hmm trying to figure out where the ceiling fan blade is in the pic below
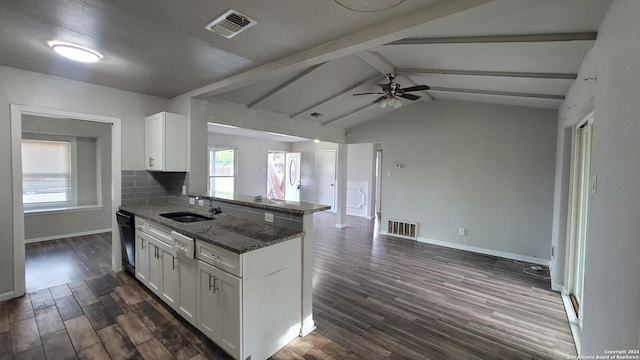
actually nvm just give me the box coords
[373,95,388,103]
[353,92,386,96]
[401,85,430,92]
[399,93,421,101]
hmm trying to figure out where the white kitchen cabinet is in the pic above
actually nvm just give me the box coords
[133,217,302,360]
[134,233,149,284]
[146,235,163,294]
[173,231,197,326]
[144,112,187,171]
[196,260,241,359]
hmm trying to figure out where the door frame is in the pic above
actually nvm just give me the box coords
[10,104,121,298]
[565,111,594,328]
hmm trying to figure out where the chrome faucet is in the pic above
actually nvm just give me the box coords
[194,195,222,215]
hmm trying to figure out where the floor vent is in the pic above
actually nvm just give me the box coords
[205,10,257,39]
[387,219,418,240]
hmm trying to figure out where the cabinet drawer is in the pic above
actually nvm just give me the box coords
[196,241,242,278]
[148,221,172,244]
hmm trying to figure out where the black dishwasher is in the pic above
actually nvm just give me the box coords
[116,210,136,276]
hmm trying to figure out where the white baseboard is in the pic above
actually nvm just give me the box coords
[380,231,550,266]
[416,237,550,266]
[25,228,112,244]
[0,290,17,301]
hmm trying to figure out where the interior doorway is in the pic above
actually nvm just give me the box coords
[315,150,336,211]
[567,112,594,328]
[10,105,122,298]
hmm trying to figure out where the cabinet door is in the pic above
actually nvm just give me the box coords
[135,234,149,284]
[147,241,163,294]
[160,248,178,308]
[196,261,241,359]
[144,115,164,170]
[177,255,197,325]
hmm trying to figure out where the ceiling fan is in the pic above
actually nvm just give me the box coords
[353,73,430,109]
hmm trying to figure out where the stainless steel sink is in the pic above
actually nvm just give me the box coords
[160,212,214,223]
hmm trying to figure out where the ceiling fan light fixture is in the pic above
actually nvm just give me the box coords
[390,97,402,109]
[334,0,405,13]
[48,41,103,63]
[379,98,389,109]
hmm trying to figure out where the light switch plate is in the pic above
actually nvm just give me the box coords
[189,198,195,205]
[198,199,204,206]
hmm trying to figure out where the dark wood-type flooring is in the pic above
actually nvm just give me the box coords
[3,212,576,359]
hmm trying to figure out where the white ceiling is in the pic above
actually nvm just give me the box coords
[0,0,614,130]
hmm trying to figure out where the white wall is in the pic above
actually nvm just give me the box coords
[0,66,167,296]
[186,98,345,194]
[207,133,291,197]
[22,116,113,241]
[346,143,376,218]
[347,100,557,262]
[291,141,339,204]
[551,0,640,354]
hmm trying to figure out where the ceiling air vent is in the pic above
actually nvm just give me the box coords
[205,10,256,39]
[310,112,323,118]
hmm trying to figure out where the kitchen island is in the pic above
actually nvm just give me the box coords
[203,194,331,336]
[120,203,305,360]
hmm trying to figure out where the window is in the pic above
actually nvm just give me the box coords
[22,137,77,207]
[208,147,235,197]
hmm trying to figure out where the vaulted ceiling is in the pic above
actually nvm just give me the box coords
[0,0,613,130]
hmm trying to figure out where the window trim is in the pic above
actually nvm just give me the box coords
[208,146,237,197]
[22,133,78,210]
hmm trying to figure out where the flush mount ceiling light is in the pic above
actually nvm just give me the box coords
[48,41,104,63]
[334,0,405,12]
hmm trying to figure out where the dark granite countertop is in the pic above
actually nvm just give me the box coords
[197,193,331,214]
[119,203,304,254]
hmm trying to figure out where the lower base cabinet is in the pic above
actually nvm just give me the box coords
[196,260,241,359]
[134,217,302,360]
[176,254,197,325]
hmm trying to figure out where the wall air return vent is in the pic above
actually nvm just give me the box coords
[387,219,418,240]
[205,10,256,39]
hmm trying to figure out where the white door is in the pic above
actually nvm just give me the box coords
[316,150,336,211]
[285,152,301,202]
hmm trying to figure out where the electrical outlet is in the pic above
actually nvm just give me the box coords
[182,185,187,195]
[387,170,392,177]
[198,199,204,206]
[189,198,195,205]
[458,228,467,236]
[264,213,274,223]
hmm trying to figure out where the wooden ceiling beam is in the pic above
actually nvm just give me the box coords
[396,68,577,80]
[291,75,381,119]
[182,0,493,99]
[428,86,565,100]
[248,62,326,109]
[385,32,597,46]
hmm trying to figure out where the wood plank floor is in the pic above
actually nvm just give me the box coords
[25,233,113,293]
[4,212,576,359]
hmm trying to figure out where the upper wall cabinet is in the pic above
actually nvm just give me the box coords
[145,112,187,172]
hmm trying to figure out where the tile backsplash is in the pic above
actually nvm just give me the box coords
[121,170,189,205]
